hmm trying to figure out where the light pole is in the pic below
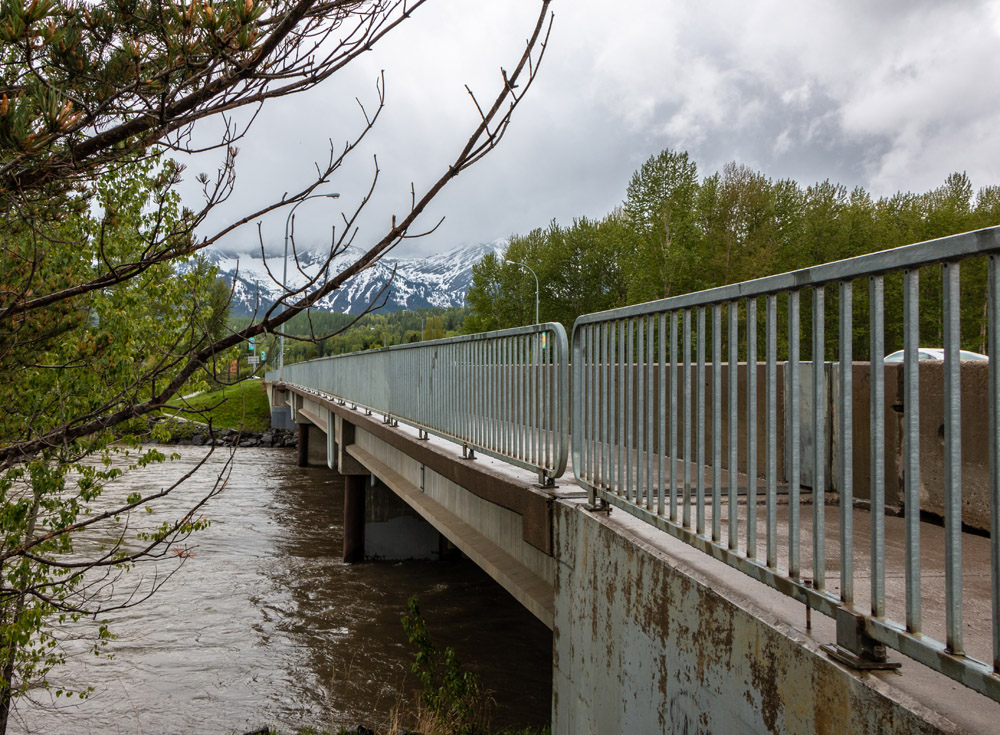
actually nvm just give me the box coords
[505,259,539,325]
[279,192,340,377]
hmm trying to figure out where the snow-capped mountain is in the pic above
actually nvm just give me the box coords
[207,240,506,316]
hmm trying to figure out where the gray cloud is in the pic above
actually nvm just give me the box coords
[180,0,1000,258]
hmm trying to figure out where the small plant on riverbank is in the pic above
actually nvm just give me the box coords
[400,596,486,735]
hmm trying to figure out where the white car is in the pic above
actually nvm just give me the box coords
[883,348,988,362]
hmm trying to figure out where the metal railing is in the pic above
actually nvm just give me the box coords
[270,323,570,484]
[571,226,1000,702]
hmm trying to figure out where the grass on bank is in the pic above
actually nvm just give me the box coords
[161,380,272,434]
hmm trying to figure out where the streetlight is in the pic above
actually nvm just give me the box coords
[505,259,539,325]
[279,192,340,376]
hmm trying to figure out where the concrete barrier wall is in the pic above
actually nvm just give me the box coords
[598,361,991,530]
[886,361,991,530]
[552,500,961,735]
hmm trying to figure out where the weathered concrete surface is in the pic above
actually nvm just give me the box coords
[552,500,993,735]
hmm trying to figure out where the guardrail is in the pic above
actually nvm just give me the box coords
[571,226,1000,702]
[268,323,570,484]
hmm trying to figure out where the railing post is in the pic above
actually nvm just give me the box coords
[822,607,900,671]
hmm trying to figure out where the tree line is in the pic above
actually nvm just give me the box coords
[465,149,1000,358]
[236,306,469,367]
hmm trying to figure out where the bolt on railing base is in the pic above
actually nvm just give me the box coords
[585,492,611,514]
[822,608,901,671]
[462,444,476,460]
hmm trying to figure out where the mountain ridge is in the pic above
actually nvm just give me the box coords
[207,239,505,317]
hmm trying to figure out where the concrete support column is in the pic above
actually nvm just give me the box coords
[297,423,309,468]
[343,474,366,564]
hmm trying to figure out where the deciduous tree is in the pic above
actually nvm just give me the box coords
[0,0,553,727]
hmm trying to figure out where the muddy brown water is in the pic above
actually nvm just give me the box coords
[13,447,552,734]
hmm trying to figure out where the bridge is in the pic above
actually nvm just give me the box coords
[266,227,1000,734]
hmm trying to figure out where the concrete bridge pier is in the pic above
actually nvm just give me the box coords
[283,397,447,564]
[343,474,365,564]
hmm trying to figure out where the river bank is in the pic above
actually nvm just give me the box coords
[141,415,300,448]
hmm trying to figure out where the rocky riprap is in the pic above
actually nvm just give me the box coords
[172,427,298,449]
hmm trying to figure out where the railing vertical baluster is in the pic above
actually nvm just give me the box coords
[988,254,1000,673]
[577,327,584,483]
[943,261,964,654]
[659,313,667,516]
[812,287,826,593]
[729,302,738,551]
[789,290,801,579]
[697,306,706,536]
[492,338,500,454]
[602,322,610,490]
[491,337,499,452]
[545,328,552,467]
[468,340,476,447]
[670,312,679,520]
[511,336,518,458]
[441,343,448,435]
[453,342,459,438]
[533,332,540,466]
[521,335,528,461]
[903,269,921,633]
[766,294,778,569]
[637,318,645,505]
[695,306,705,536]
[618,319,626,497]
[839,280,854,607]
[522,334,528,463]
[626,318,635,501]
[434,346,441,434]
[529,334,544,465]
[465,341,472,444]
[509,336,515,456]
[609,321,618,494]
[713,304,722,543]
[683,309,693,529]
[481,338,487,451]
[747,298,758,559]
[504,336,511,457]
[870,275,886,618]
[647,316,655,508]
[522,335,529,464]
[581,326,590,483]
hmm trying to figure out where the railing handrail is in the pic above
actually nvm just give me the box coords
[269,322,570,483]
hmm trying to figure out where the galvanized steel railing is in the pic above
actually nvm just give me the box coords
[271,323,569,483]
[571,227,1000,702]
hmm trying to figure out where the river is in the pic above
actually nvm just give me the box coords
[13,446,552,734]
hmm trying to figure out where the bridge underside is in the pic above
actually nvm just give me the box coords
[270,382,565,628]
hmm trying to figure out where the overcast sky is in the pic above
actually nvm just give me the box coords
[184,0,1000,258]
